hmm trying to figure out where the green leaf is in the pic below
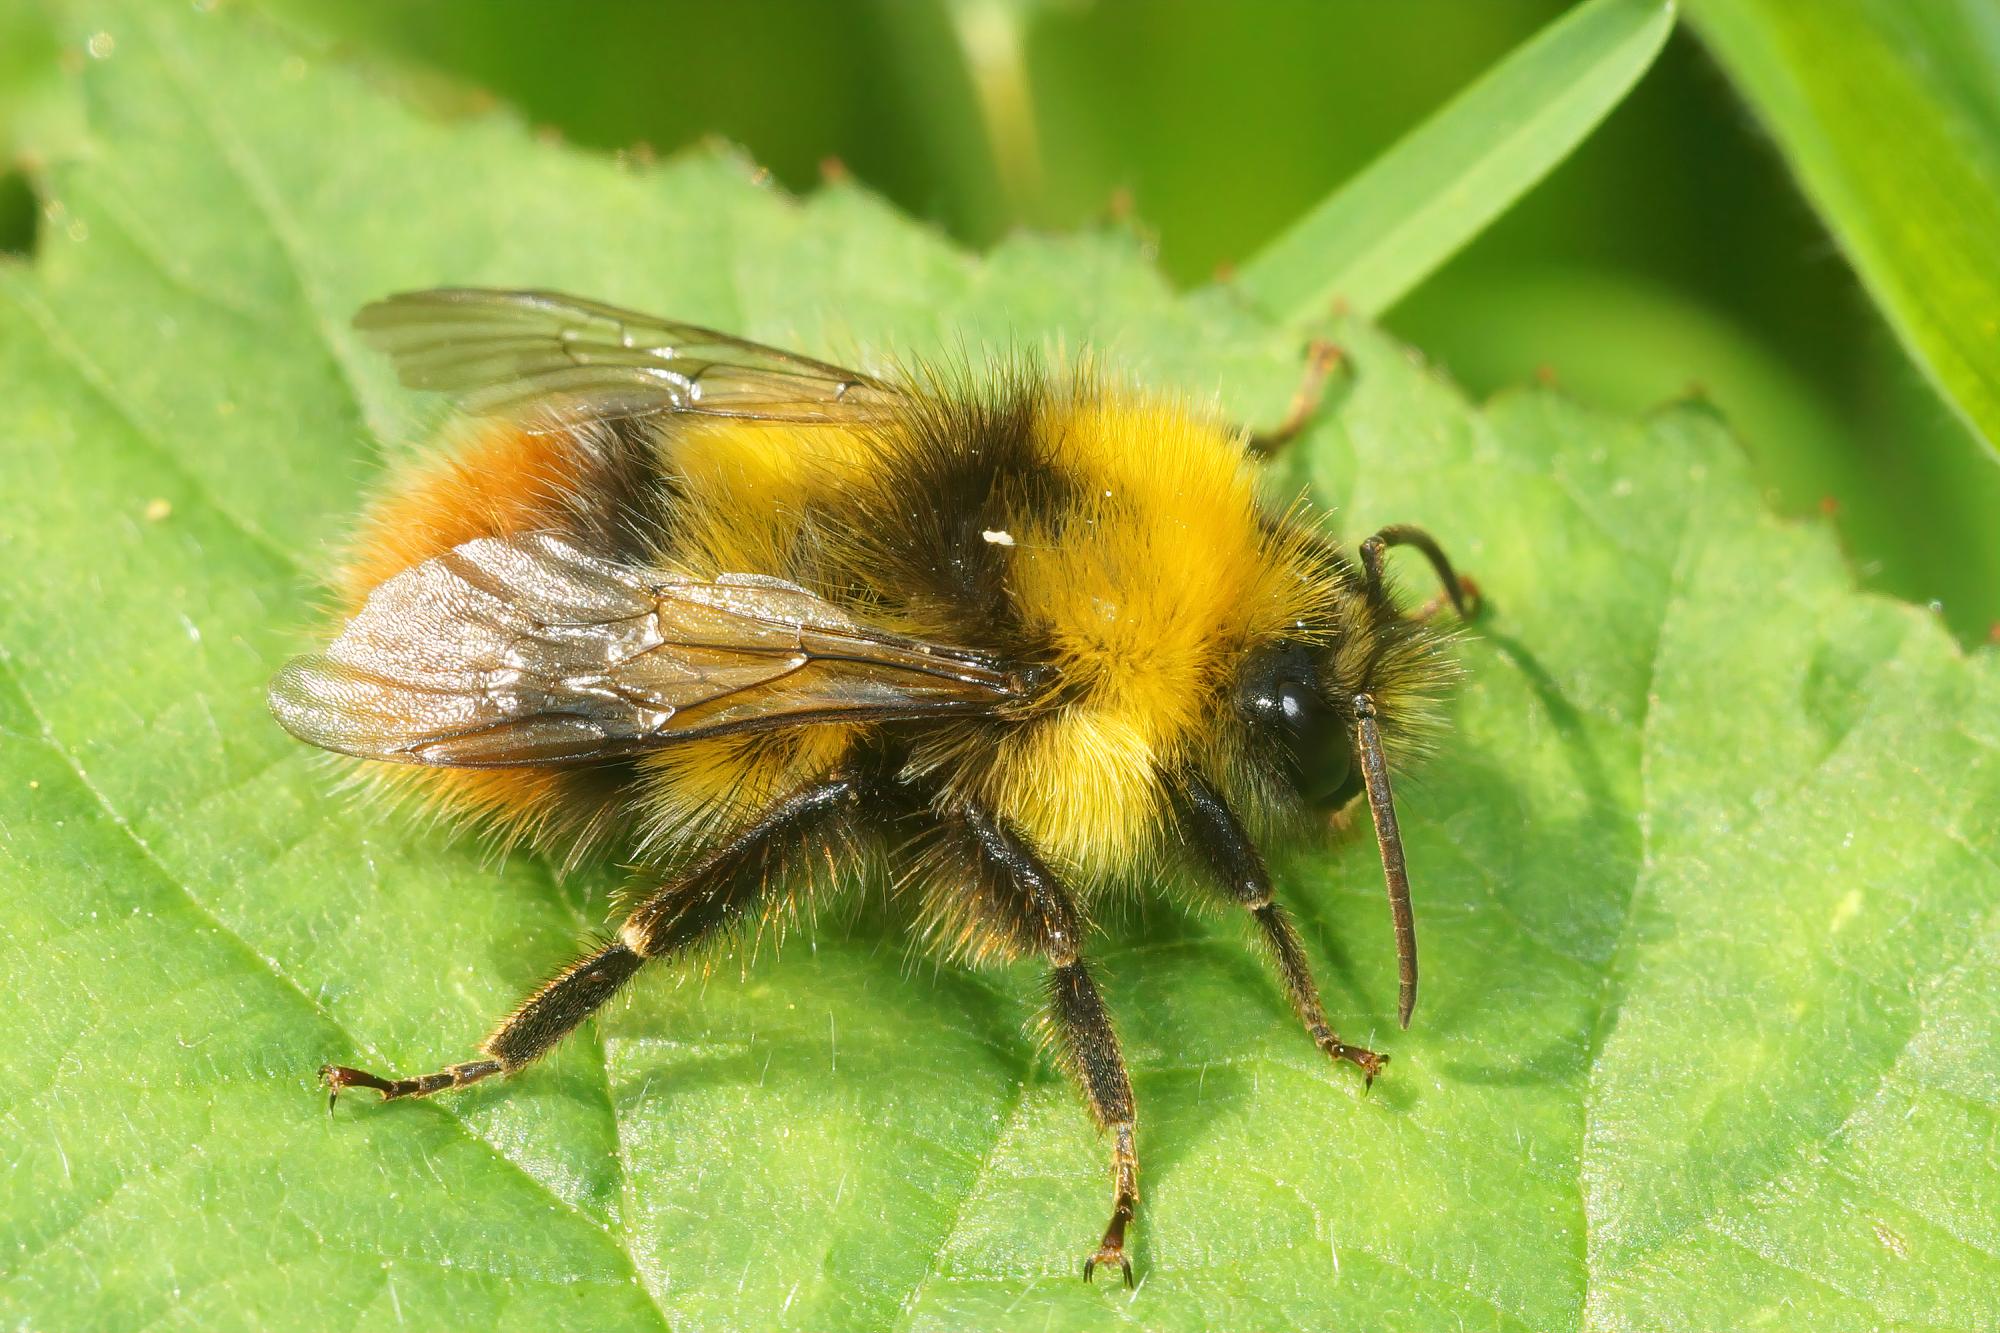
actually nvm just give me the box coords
[1234,0,1675,324]
[2,4,1995,1330]
[1686,0,2000,460]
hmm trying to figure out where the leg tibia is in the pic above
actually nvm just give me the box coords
[1047,959,1139,1287]
[483,940,645,1069]
[1253,903,1385,1083]
[1046,961,1134,1127]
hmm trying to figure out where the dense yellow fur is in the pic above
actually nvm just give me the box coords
[962,396,1325,873]
[652,420,885,586]
[634,386,1343,882]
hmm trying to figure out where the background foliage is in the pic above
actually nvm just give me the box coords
[1,2,1996,1330]
[201,0,2000,645]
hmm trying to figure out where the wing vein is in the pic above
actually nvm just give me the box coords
[270,533,1033,769]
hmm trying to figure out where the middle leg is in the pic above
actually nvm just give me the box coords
[914,802,1140,1286]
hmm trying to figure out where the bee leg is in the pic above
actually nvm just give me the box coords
[319,934,644,1107]
[320,1059,503,1107]
[1056,971,1139,1288]
[932,804,1139,1287]
[319,773,864,1105]
[1246,339,1344,456]
[1324,791,1366,840]
[1251,902,1386,1084]
[1360,523,1481,621]
[1172,772,1387,1083]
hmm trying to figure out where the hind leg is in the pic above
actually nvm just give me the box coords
[321,774,864,1105]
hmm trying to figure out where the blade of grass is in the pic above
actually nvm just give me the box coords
[1235,0,1674,326]
[1686,0,2000,460]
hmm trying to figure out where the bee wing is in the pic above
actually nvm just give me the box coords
[269,532,1023,767]
[353,287,904,427]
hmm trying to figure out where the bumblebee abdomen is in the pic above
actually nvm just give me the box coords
[328,415,670,859]
[337,419,593,615]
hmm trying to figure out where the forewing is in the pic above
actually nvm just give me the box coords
[353,287,905,427]
[269,533,1022,767]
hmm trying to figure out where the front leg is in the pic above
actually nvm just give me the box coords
[916,803,1140,1286]
[1172,770,1388,1079]
[1246,338,1343,456]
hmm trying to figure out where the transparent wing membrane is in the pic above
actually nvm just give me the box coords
[354,287,905,426]
[270,533,1024,767]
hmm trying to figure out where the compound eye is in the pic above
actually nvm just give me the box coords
[1278,683,1352,805]
[1278,684,1313,727]
[1240,645,1353,806]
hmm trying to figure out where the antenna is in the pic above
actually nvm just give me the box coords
[1353,692,1417,1028]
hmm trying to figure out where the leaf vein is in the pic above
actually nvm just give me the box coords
[0,642,670,1332]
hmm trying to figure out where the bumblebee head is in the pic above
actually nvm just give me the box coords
[1232,628,1435,1027]
[1236,517,1473,801]
[1228,529,1474,1029]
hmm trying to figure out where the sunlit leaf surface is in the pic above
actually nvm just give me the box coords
[1,4,1994,1328]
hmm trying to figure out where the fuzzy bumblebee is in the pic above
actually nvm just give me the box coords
[271,289,1475,1285]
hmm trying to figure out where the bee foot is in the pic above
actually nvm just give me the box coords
[319,1063,398,1109]
[1323,1039,1387,1086]
[317,1057,502,1106]
[1083,1240,1134,1289]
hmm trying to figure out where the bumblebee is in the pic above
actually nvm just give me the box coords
[272,288,1474,1284]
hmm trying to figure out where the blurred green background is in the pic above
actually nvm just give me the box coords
[7,0,1996,638]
